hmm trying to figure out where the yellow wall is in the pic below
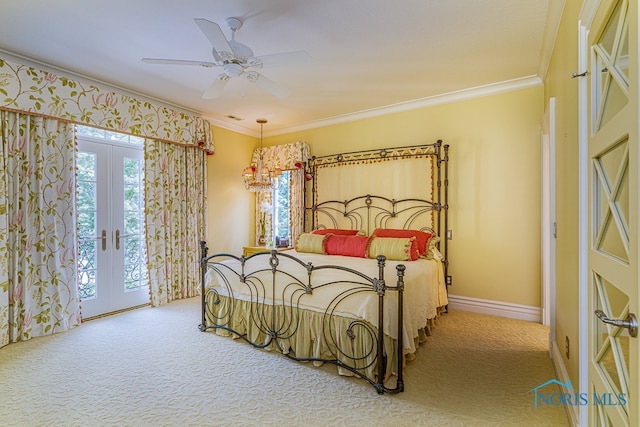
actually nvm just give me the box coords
[205,126,257,254]
[543,0,585,393]
[206,0,584,401]
[264,86,545,307]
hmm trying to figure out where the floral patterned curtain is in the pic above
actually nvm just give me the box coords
[0,55,212,347]
[250,141,309,171]
[0,136,6,347]
[250,141,309,246]
[0,111,81,347]
[0,57,213,152]
[145,139,206,306]
[289,168,306,241]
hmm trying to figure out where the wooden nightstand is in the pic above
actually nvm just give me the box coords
[242,246,291,257]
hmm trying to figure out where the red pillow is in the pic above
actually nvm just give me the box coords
[312,228,360,236]
[325,235,369,258]
[371,228,433,257]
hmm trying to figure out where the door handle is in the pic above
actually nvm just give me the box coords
[115,229,120,250]
[595,310,638,338]
[101,229,107,251]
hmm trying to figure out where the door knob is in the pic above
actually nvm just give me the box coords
[595,310,638,338]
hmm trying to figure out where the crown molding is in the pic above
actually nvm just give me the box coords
[579,0,600,27]
[206,116,261,137]
[269,75,543,137]
[2,48,543,139]
[538,0,567,80]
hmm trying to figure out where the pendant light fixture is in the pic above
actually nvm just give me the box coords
[242,118,281,192]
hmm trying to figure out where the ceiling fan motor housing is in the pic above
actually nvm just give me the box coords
[228,40,254,61]
[225,17,243,32]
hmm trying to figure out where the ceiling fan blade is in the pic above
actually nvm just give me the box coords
[202,76,230,99]
[194,18,233,61]
[141,58,218,68]
[248,72,290,99]
[251,51,311,68]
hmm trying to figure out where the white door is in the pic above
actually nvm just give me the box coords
[77,138,149,318]
[587,0,638,425]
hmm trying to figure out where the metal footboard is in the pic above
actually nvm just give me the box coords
[198,240,405,394]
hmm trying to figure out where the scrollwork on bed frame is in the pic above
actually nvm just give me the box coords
[199,139,449,395]
[198,241,406,395]
[312,195,439,237]
[304,140,450,286]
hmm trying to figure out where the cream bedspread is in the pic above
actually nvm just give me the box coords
[204,249,447,354]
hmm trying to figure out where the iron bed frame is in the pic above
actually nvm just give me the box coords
[199,243,407,394]
[199,140,449,395]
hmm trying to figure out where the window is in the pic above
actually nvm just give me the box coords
[75,125,148,317]
[76,125,144,146]
[273,170,291,247]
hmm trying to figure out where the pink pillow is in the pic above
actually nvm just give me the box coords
[312,228,361,236]
[325,235,369,257]
[371,228,432,258]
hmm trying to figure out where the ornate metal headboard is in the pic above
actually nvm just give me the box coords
[304,140,449,279]
[313,195,439,236]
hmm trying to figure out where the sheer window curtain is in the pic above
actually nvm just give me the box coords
[145,139,206,306]
[255,191,274,245]
[0,111,80,347]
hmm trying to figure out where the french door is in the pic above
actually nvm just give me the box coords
[587,0,638,425]
[77,138,149,318]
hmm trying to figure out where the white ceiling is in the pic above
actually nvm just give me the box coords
[0,0,560,136]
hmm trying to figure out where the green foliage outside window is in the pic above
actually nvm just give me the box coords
[274,170,291,244]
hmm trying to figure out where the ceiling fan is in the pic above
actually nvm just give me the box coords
[142,17,311,99]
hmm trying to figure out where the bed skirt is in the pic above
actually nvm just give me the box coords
[203,289,441,383]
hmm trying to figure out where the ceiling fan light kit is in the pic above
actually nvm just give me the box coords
[142,17,310,99]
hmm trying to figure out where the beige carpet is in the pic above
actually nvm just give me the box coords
[0,297,568,426]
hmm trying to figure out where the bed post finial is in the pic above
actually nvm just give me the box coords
[199,240,208,260]
[375,255,386,293]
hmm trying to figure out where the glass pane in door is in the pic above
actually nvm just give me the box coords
[593,0,629,132]
[77,136,148,318]
[122,156,148,292]
[587,0,637,425]
[598,1,622,55]
[77,151,98,300]
[595,274,631,397]
[593,138,629,262]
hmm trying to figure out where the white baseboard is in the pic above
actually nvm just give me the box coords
[447,294,541,322]
[550,340,580,427]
